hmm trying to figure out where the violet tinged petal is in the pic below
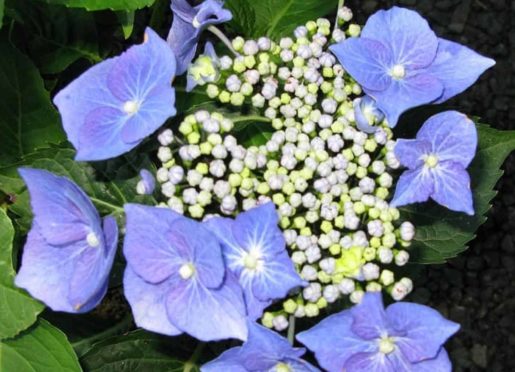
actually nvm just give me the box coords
[329,38,393,91]
[248,249,305,302]
[165,273,247,341]
[394,139,432,170]
[385,301,460,363]
[411,349,453,372]
[390,168,434,208]
[430,161,474,215]
[18,168,100,246]
[168,218,225,289]
[138,169,156,195]
[354,96,385,134]
[351,292,389,340]
[123,204,184,284]
[281,359,321,372]
[416,111,478,168]
[368,73,443,127]
[361,6,438,69]
[123,266,182,336]
[53,59,115,149]
[204,217,246,275]
[68,216,118,311]
[201,347,247,372]
[297,311,376,372]
[194,0,232,26]
[242,285,272,320]
[429,38,496,103]
[233,202,284,257]
[344,350,412,372]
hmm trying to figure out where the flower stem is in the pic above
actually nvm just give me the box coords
[287,315,296,345]
[232,115,272,124]
[207,25,240,57]
[335,0,345,31]
[183,342,206,372]
[90,197,124,214]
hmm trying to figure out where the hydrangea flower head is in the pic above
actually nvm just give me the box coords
[297,292,459,372]
[205,203,305,319]
[168,0,232,74]
[391,111,477,215]
[123,204,247,341]
[330,6,495,126]
[202,321,320,372]
[54,28,177,161]
[15,168,118,313]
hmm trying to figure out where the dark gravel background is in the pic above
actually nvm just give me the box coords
[349,0,515,370]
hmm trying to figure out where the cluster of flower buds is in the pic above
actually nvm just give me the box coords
[154,13,416,331]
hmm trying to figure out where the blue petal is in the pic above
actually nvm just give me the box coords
[351,292,389,340]
[123,204,185,283]
[248,250,305,302]
[330,38,393,91]
[297,310,376,372]
[354,96,385,134]
[431,161,474,215]
[204,217,246,275]
[243,322,301,364]
[411,349,453,372]
[194,0,232,27]
[167,17,200,76]
[281,359,321,372]
[233,203,284,257]
[368,73,443,127]
[138,169,156,195]
[68,216,118,311]
[18,168,101,246]
[394,139,431,170]
[390,168,434,208]
[361,6,438,69]
[242,286,272,320]
[344,350,412,372]
[123,266,182,336]
[165,273,247,341]
[416,111,477,168]
[428,38,495,103]
[385,302,460,363]
[201,347,247,372]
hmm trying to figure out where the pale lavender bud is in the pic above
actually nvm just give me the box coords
[319,257,336,274]
[303,283,322,302]
[296,235,312,251]
[284,229,298,245]
[272,315,289,331]
[156,167,169,183]
[395,250,410,266]
[400,222,415,241]
[322,98,337,114]
[295,84,308,98]
[319,52,336,67]
[158,129,174,146]
[243,40,259,55]
[318,114,333,129]
[292,251,307,265]
[300,265,318,281]
[280,49,294,62]
[242,198,257,211]
[327,135,344,152]
[212,144,228,159]
[378,247,394,264]
[244,69,260,85]
[297,44,312,59]
[257,37,271,51]
[158,146,172,162]
[186,170,203,186]
[359,177,375,194]
[323,285,339,303]
[294,26,308,38]
[338,278,355,295]
[199,177,214,192]
[182,188,198,205]
[161,181,176,198]
[168,166,184,184]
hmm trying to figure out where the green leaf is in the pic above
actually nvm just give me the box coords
[8,1,101,74]
[225,0,338,38]
[80,330,202,371]
[0,0,4,29]
[402,124,515,263]
[0,146,156,232]
[33,0,156,11]
[116,11,135,39]
[0,41,65,164]
[0,209,44,339]
[0,319,81,372]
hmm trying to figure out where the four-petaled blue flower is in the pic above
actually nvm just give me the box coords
[297,292,459,372]
[15,168,118,313]
[168,0,232,75]
[330,6,495,126]
[54,28,177,161]
[123,204,248,341]
[202,321,320,372]
[391,111,477,215]
[205,203,305,319]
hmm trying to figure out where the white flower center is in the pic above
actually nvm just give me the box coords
[123,100,140,115]
[390,64,406,80]
[424,154,439,168]
[86,232,100,248]
[179,263,195,280]
[378,335,396,354]
[192,16,201,29]
[274,363,292,372]
[242,247,263,271]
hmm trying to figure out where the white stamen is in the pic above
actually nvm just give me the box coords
[86,232,100,248]
[192,16,201,29]
[179,263,195,280]
[424,154,439,168]
[390,64,406,79]
[123,100,140,115]
[378,335,396,354]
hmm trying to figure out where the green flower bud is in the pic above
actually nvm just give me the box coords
[233,59,246,73]
[346,163,357,175]
[307,83,319,94]
[179,121,193,135]
[363,247,376,261]
[305,303,319,317]
[316,297,328,309]
[342,148,354,161]
[244,55,256,69]
[280,216,290,229]
[257,182,270,195]
[187,132,200,144]
[241,82,253,96]
[293,56,305,67]
[258,53,270,63]
[232,36,245,51]
[262,312,274,328]
[206,84,220,98]
[369,207,381,219]
[347,24,361,37]
[273,193,286,206]
[306,21,317,33]
[241,178,254,190]
[196,162,209,175]
[370,237,381,248]
[356,166,367,179]
[230,92,245,106]
[283,299,298,314]
[334,216,345,229]
[353,202,366,215]
[382,233,397,248]
[323,67,334,78]
[188,55,218,87]
[299,227,312,236]
[320,220,333,234]
[280,93,291,104]
[365,139,378,152]
[293,216,306,229]
[189,204,204,219]
[200,142,212,155]
[197,190,212,206]
[375,187,389,200]
[282,182,295,195]
[229,173,242,187]
[321,81,332,94]
[318,271,331,284]
[380,269,395,286]
[335,247,363,277]
[366,282,382,292]
[207,133,222,145]
[219,90,231,103]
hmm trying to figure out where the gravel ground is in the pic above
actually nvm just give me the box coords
[348,0,515,370]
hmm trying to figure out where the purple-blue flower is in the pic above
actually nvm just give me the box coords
[167,0,232,75]
[330,6,495,126]
[15,168,118,313]
[353,96,385,134]
[205,203,305,319]
[202,321,320,372]
[123,204,248,341]
[54,27,176,161]
[136,169,155,195]
[391,111,477,215]
[297,292,459,372]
